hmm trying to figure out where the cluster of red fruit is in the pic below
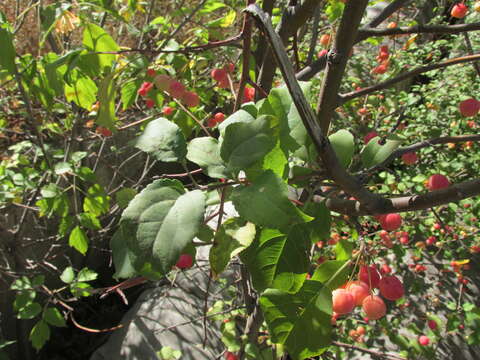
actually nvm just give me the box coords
[372,45,390,75]
[207,112,226,128]
[211,64,255,103]
[459,98,480,117]
[332,265,404,321]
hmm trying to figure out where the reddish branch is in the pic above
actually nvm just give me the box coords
[340,53,480,103]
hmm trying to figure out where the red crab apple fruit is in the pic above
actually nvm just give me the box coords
[380,213,403,231]
[224,351,238,360]
[402,152,418,165]
[138,81,154,96]
[243,87,255,102]
[146,68,156,77]
[214,112,226,124]
[211,68,228,82]
[346,281,370,306]
[320,34,331,47]
[427,174,450,191]
[168,81,186,99]
[451,3,468,18]
[418,335,430,346]
[459,98,480,117]
[379,275,404,300]
[154,74,173,91]
[428,320,438,330]
[359,265,381,288]
[145,98,155,108]
[362,295,386,320]
[96,126,112,137]
[364,131,378,144]
[332,289,356,315]
[176,254,193,269]
[162,106,174,116]
[182,91,200,108]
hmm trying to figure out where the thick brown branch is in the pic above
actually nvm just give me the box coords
[340,53,480,103]
[316,0,370,134]
[320,178,480,216]
[357,22,480,41]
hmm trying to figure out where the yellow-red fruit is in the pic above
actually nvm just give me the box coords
[211,68,227,82]
[380,213,402,231]
[356,326,366,335]
[320,34,331,47]
[362,295,386,320]
[359,265,381,289]
[332,289,356,315]
[346,281,370,306]
[427,174,450,191]
[154,74,173,91]
[451,3,468,18]
[379,275,404,300]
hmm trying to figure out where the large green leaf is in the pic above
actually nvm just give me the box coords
[361,136,402,168]
[231,171,312,231]
[218,109,255,136]
[0,21,16,75]
[110,227,137,279]
[118,179,206,274]
[187,137,230,178]
[302,202,331,244]
[260,280,332,360]
[97,73,117,130]
[241,226,310,293]
[209,218,256,277]
[83,23,119,72]
[220,115,277,171]
[64,72,98,110]
[135,118,187,162]
[30,320,50,351]
[328,129,354,168]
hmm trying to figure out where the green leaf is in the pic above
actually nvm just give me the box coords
[60,267,75,284]
[156,346,182,360]
[0,22,16,74]
[209,218,256,277]
[97,73,117,130]
[241,226,310,293]
[118,179,206,274]
[135,118,187,162]
[64,72,97,110]
[311,260,349,290]
[260,281,332,360]
[221,320,241,351]
[220,115,277,171]
[121,80,140,110]
[186,137,230,178]
[110,227,137,279]
[328,129,354,168]
[302,202,331,244]
[44,308,66,327]
[231,171,312,231]
[115,188,137,209]
[77,267,98,282]
[83,23,119,71]
[13,291,36,312]
[335,239,353,261]
[218,109,255,136]
[17,302,41,319]
[69,226,89,255]
[29,320,50,351]
[361,137,402,168]
[54,162,72,175]
[83,184,110,216]
[77,212,101,230]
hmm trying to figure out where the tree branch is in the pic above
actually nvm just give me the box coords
[365,0,411,28]
[340,53,480,103]
[357,22,480,41]
[316,0,370,134]
[332,341,406,360]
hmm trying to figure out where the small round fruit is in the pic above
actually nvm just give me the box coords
[182,91,200,107]
[401,152,418,165]
[176,254,194,269]
[359,265,381,289]
[459,98,480,117]
[211,68,228,82]
[317,49,328,59]
[332,289,356,315]
[320,34,331,47]
[379,275,404,300]
[427,174,450,191]
[162,106,174,116]
[428,320,438,330]
[214,112,226,124]
[418,335,430,346]
[364,131,378,144]
[225,351,238,360]
[243,87,255,103]
[380,213,403,231]
[138,81,154,96]
[346,281,370,306]
[451,3,468,18]
[145,98,155,108]
[146,68,156,77]
[362,295,386,320]
[356,326,366,335]
[168,81,186,99]
[154,74,173,91]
